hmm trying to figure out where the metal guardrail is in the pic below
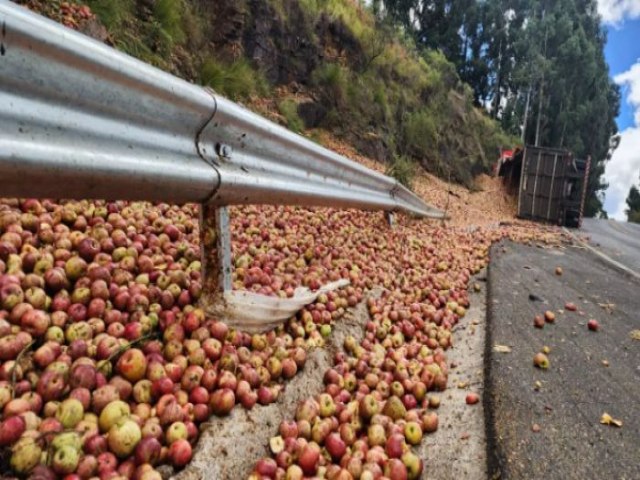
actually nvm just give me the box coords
[0,2,445,324]
[0,2,444,220]
[0,2,217,203]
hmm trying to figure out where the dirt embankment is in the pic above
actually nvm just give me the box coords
[313,132,517,228]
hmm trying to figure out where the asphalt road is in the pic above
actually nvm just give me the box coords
[581,218,640,274]
[486,240,640,480]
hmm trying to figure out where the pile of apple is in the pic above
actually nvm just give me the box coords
[236,212,563,479]
[0,197,564,479]
[246,264,467,479]
[240,210,566,479]
[251,293,453,479]
[0,199,358,479]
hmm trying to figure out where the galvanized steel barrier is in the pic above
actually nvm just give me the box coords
[0,2,443,219]
[0,2,444,323]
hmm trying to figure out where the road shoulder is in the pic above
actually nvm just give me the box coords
[422,271,488,479]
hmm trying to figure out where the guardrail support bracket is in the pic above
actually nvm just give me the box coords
[199,204,232,314]
[385,211,396,228]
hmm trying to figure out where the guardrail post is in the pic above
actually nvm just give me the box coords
[385,211,396,228]
[199,204,232,313]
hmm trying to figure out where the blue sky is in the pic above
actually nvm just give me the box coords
[600,1,640,220]
[605,21,640,130]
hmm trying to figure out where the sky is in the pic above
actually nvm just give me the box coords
[599,0,640,220]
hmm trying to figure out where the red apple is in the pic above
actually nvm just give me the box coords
[385,433,405,459]
[384,458,408,480]
[210,388,235,416]
[326,432,347,460]
[465,393,480,405]
[168,439,192,468]
[422,412,438,433]
[0,415,26,446]
[135,436,162,466]
[298,442,321,475]
[116,348,147,382]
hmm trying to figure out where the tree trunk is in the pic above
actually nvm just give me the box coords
[522,85,531,142]
[535,13,548,147]
[492,35,503,119]
[535,78,544,146]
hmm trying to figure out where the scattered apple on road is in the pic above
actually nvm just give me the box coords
[533,353,550,369]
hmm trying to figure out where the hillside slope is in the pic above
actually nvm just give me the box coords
[20,0,515,189]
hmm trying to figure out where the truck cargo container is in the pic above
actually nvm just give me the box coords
[497,145,590,228]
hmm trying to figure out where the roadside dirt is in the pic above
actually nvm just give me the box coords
[310,131,517,227]
[420,271,488,479]
[173,290,379,480]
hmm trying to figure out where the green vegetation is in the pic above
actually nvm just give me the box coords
[84,0,268,99]
[296,0,373,41]
[85,0,133,31]
[72,0,521,187]
[277,99,304,133]
[386,155,417,190]
[403,109,440,159]
[85,0,188,68]
[382,0,620,216]
[626,184,640,224]
[200,59,270,100]
[153,0,185,45]
[305,26,514,185]
[311,64,349,111]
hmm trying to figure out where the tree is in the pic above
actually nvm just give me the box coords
[379,0,620,216]
[626,184,640,223]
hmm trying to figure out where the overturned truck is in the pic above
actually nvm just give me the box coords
[497,145,590,228]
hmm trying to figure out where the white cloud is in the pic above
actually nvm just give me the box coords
[615,63,640,124]
[604,128,640,219]
[604,61,640,219]
[598,0,640,25]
